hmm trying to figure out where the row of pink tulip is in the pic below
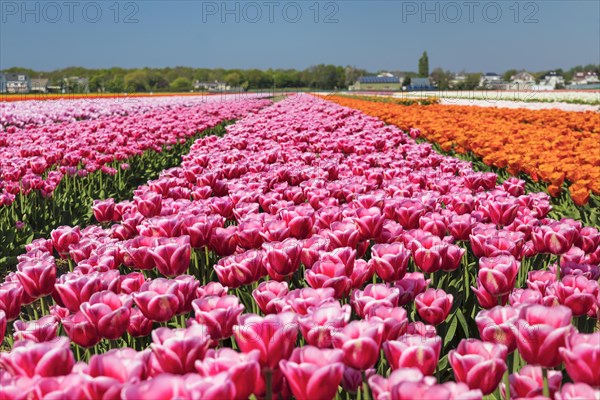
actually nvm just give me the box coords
[0,96,271,206]
[0,94,598,399]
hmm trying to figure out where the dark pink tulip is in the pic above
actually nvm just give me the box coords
[209,225,238,256]
[351,284,400,318]
[121,374,190,400]
[138,216,184,238]
[298,302,351,347]
[87,348,150,383]
[475,306,518,353]
[350,258,375,289]
[368,368,433,400]
[502,177,526,197]
[279,346,345,400]
[366,304,408,342]
[13,315,58,343]
[119,272,147,295]
[16,259,56,299]
[395,199,427,229]
[332,320,383,370]
[341,367,364,394]
[236,219,265,249]
[134,191,162,218]
[300,235,330,268]
[441,244,465,271]
[555,383,600,400]
[50,226,81,258]
[314,206,343,230]
[449,339,508,395]
[509,288,543,306]
[191,295,244,341]
[532,222,578,255]
[252,280,289,314]
[133,279,181,322]
[209,196,234,219]
[151,324,211,374]
[383,334,442,376]
[124,236,157,271]
[149,236,191,277]
[394,272,430,306]
[484,198,519,226]
[478,255,520,297]
[369,242,410,282]
[0,337,74,378]
[390,381,453,400]
[195,348,262,400]
[173,274,200,314]
[260,219,291,242]
[412,235,445,274]
[280,206,314,239]
[415,288,453,325]
[0,310,6,344]
[575,226,600,254]
[234,312,298,369]
[376,220,404,244]
[80,290,131,340]
[354,207,384,240]
[127,307,153,337]
[472,279,509,309]
[54,273,103,312]
[63,310,100,347]
[183,214,223,249]
[555,275,598,316]
[527,269,557,296]
[285,287,337,315]
[559,332,600,386]
[506,365,562,399]
[322,220,360,250]
[214,249,264,288]
[262,238,303,281]
[419,212,447,238]
[305,256,353,299]
[516,304,574,367]
[0,282,24,321]
[92,198,115,223]
[197,281,228,298]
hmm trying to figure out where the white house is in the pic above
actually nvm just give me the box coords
[510,71,535,87]
[5,73,31,93]
[539,71,565,89]
[479,72,503,88]
[571,71,599,85]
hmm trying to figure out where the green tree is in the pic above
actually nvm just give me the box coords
[402,76,412,87]
[169,77,192,92]
[503,69,518,82]
[430,67,451,89]
[418,51,429,78]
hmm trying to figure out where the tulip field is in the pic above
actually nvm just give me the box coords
[0,93,599,400]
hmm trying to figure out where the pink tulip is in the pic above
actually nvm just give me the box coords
[365,304,408,342]
[415,288,453,325]
[412,235,446,274]
[395,199,427,229]
[298,302,351,347]
[151,324,211,374]
[134,191,162,218]
[516,304,574,367]
[0,337,74,378]
[252,280,289,314]
[532,222,578,255]
[300,235,330,268]
[449,339,508,395]
[87,348,150,383]
[80,290,131,340]
[13,315,58,343]
[149,236,191,277]
[555,383,600,400]
[351,283,400,318]
[478,255,520,297]
[383,334,442,376]
[506,365,562,399]
[332,320,383,370]
[62,311,100,347]
[191,295,244,341]
[210,226,239,256]
[483,198,519,226]
[368,368,434,400]
[262,238,303,280]
[0,310,6,344]
[472,278,509,309]
[127,307,153,337]
[234,312,298,369]
[133,278,181,322]
[0,282,24,321]
[214,249,264,288]
[54,273,103,312]
[285,287,337,315]
[121,374,190,400]
[394,272,430,305]
[280,206,314,239]
[555,275,598,316]
[92,198,115,222]
[354,207,384,240]
[279,346,345,400]
[16,259,56,299]
[50,226,81,258]
[559,332,600,386]
[475,306,518,353]
[322,221,360,250]
[369,242,410,282]
[184,371,236,399]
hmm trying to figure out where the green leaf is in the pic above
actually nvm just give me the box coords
[444,315,458,347]
[456,308,470,338]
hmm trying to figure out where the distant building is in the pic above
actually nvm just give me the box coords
[509,71,535,88]
[0,73,6,93]
[31,78,49,93]
[407,77,435,91]
[5,73,31,93]
[64,77,90,93]
[449,73,467,88]
[538,71,565,89]
[193,81,230,91]
[350,74,402,91]
[571,71,599,85]
[479,72,503,89]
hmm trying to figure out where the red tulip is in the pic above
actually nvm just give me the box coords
[449,339,508,395]
[0,282,24,321]
[151,324,211,374]
[383,334,442,376]
[559,332,600,386]
[369,242,410,282]
[516,304,574,367]
[234,312,298,369]
[332,320,383,370]
[16,259,56,299]
[80,290,131,340]
[478,255,520,297]
[133,278,182,322]
[475,305,518,353]
[415,288,453,325]
[279,346,345,400]
[506,365,562,399]
[262,238,303,280]
[0,337,74,378]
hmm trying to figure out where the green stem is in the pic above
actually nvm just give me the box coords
[542,368,550,398]
[265,368,273,400]
[503,370,511,400]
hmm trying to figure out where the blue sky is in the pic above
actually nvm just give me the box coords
[1,0,599,72]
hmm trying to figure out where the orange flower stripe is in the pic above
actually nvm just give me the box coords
[324,96,600,206]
